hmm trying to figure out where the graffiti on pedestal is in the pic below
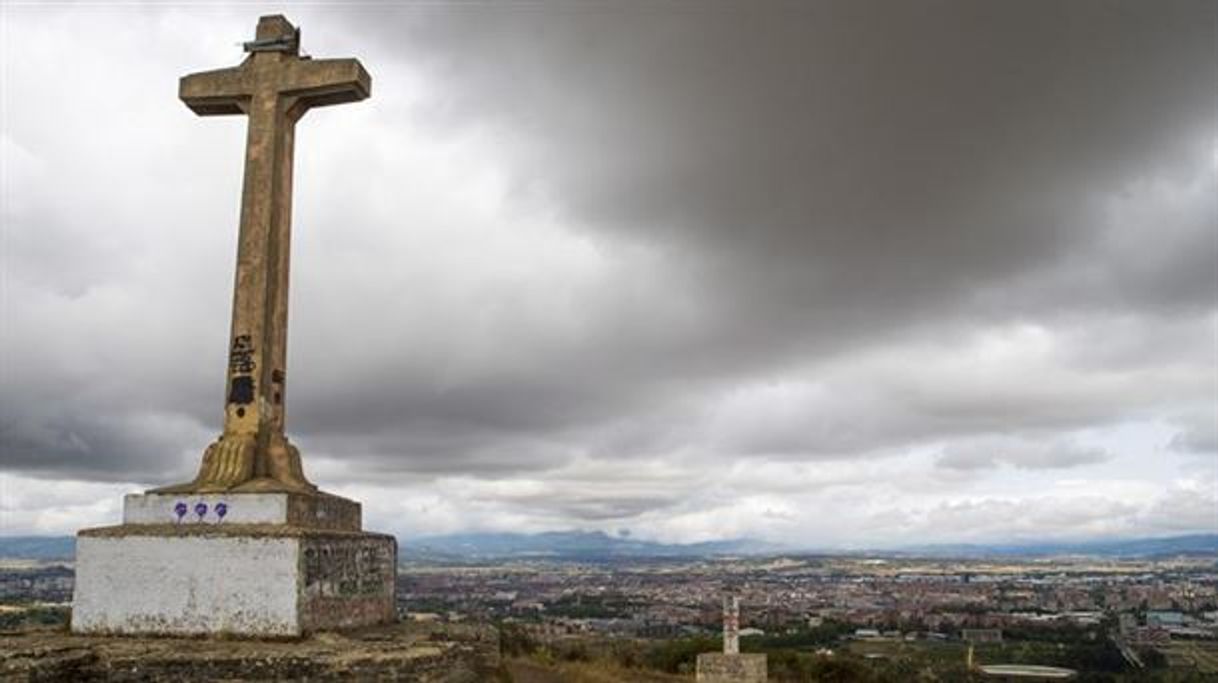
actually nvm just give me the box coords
[303,543,389,597]
[171,500,231,524]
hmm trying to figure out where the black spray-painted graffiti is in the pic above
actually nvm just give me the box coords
[303,545,388,597]
[229,377,255,406]
[229,335,255,373]
[228,335,256,408]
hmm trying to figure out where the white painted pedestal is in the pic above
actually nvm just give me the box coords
[71,492,395,637]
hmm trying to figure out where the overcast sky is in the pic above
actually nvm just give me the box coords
[1,1,1214,547]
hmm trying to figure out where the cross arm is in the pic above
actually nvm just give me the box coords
[180,64,251,116]
[282,58,371,113]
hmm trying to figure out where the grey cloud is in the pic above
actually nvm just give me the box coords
[308,1,1215,474]
[916,496,1144,542]
[1169,412,1218,454]
[1141,483,1218,534]
[936,438,1110,472]
[349,0,1216,320]
[0,409,207,483]
[480,490,683,522]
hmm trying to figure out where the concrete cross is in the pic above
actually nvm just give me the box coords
[156,15,370,493]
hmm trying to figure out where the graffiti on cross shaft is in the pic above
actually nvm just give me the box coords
[228,334,256,406]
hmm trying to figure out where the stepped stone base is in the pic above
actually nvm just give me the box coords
[696,653,768,683]
[71,491,395,637]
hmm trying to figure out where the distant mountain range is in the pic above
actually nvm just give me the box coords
[400,531,1218,562]
[0,536,75,561]
[401,530,782,562]
[885,533,1218,559]
[1,532,1214,563]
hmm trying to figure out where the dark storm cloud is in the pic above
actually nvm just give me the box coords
[0,411,202,482]
[347,0,1215,317]
[293,0,1216,473]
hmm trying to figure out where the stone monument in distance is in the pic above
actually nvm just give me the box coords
[71,15,396,637]
[696,593,767,683]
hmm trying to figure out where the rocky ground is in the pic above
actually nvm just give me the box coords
[0,620,501,682]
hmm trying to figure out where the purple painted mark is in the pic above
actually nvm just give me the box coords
[215,502,228,520]
[194,502,208,521]
[174,501,188,522]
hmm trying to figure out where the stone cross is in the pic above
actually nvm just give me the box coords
[156,15,370,494]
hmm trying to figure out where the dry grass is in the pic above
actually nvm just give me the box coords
[1160,641,1218,674]
[506,657,689,683]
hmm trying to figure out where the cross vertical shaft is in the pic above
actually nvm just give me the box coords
[154,15,370,494]
[225,87,295,474]
[724,594,740,655]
